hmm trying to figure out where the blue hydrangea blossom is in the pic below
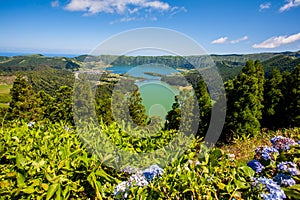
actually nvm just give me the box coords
[247,160,264,173]
[254,177,286,200]
[270,136,296,151]
[273,173,296,187]
[114,164,164,199]
[277,161,299,175]
[255,146,278,161]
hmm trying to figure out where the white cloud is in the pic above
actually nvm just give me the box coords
[211,37,228,44]
[253,32,300,48]
[259,2,271,11]
[51,0,60,8]
[279,0,300,12]
[64,0,173,15]
[170,6,187,16]
[230,36,249,44]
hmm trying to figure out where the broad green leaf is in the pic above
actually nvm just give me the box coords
[22,186,35,194]
[46,183,59,200]
[240,166,255,177]
[16,153,27,169]
[16,173,25,188]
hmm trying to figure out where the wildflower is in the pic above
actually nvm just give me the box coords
[254,177,286,200]
[270,136,296,151]
[27,121,35,127]
[247,160,264,173]
[273,173,296,187]
[277,161,299,175]
[255,146,278,161]
[228,153,235,161]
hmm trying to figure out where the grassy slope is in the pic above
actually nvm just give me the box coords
[221,127,300,163]
[0,84,12,108]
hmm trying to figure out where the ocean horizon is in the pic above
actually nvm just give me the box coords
[0,52,80,58]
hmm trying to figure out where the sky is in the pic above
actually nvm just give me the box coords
[0,0,300,55]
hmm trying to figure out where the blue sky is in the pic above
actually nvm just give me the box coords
[1,0,300,55]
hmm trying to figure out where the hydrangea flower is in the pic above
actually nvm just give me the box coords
[114,164,164,199]
[142,164,164,182]
[129,172,149,187]
[254,177,286,200]
[255,146,278,161]
[114,181,130,199]
[273,173,296,187]
[277,161,299,175]
[270,136,296,151]
[247,160,264,173]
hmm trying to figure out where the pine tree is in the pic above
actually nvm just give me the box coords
[50,86,73,124]
[8,75,40,121]
[224,60,265,139]
[286,65,300,127]
[262,69,283,129]
[194,79,211,137]
[36,90,55,121]
[128,87,148,126]
[165,95,181,130]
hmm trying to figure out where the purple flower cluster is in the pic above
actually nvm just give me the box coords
[277,161,299,175]
[247,160,264,173]
[249,136,300,199]
[255,146,278,161]
[273,173,296,187]
[270,136,296,151]
[114,164,164,199]
[254,177,286,200]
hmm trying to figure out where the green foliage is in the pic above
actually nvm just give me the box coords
[263,69,283,129]
[0,121,266,199]
[8,75,41,121]
[262,65,300,129]
[262,55,300,77]
[128,88,148,126]
[127,142,258,200]
[195,79,211,136]
[165,96,181,130]
[0,54,79,73]
[285,65,300,127]
[224,60,265,140]
[0,122,119,199]
[27,68,75,96]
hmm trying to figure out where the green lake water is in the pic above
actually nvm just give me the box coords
[108,65,180,120]
[138,80,179,120]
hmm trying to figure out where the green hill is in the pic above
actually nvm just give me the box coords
[0,54,80,73]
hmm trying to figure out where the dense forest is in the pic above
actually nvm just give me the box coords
[0,53,299,199]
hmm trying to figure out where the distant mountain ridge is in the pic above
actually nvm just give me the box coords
[1,50,299,80]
